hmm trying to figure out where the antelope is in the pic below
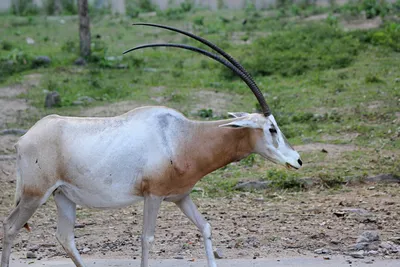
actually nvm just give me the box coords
[1,23,302,267]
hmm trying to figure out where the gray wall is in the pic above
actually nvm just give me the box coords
[0,0,396,13]
[0,0,12,12]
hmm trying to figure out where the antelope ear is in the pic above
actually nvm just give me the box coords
[228,112,249,118]
[219,120,260,129]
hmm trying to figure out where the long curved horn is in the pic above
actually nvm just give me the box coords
[131,23,271,116]
[123,43,271,116]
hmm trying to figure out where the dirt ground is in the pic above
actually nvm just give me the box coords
[1,155,400,262]
[0,75,400,263]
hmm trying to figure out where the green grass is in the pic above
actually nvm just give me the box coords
[0,7,399,197]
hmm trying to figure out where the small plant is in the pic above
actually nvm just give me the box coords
[1,41,13,51]
[12,0,39,16]
[137,0,155,12]
[180,0,194,12]
[193,16,204,26]
[292,112,314,123]
[198,109,213,118]
[370,23,400,52]
[264,169,303,190]
[318,172,344,188]
[365,73,384,83]
[241,154,256,167]
[61,40,78,53]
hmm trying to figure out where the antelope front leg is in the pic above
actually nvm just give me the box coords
[141,195,163,267]
[175,195,217,267]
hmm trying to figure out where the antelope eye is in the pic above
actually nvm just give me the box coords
[269,128,277,134]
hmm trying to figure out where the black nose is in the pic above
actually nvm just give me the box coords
[297,159,303,166]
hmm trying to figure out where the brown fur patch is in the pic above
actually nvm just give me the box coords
[23,186,44,197]
[134,120,260,197]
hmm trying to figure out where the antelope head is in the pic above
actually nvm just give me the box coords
[221,112,302,169]
[124,23,302,170]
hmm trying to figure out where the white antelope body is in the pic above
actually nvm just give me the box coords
[1,24,302,267]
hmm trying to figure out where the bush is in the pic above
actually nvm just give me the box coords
[1,40,13,51]
[12,0,40,16]
[338,0,390,19]
[352,22,400,52]
[264,169,303,190]
[370,23,400,52]
[126,0,155,17]
[198,109,213,118]
[45,0,77,15]
[0,49,32,82]
[160,0,195,19]
[244,23,360,77]
[61,40,78,53]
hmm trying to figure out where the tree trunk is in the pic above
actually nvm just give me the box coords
[54,0,63,15]
[78,0,91,58]
[12,0,20,15]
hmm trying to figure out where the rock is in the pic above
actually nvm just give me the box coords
[0,129,27,135]
[213,248,224,259]
[389,236,400,245]
[379,241,400,254]
[44,91,61,108]
[357,231,380,243]
[353,242,369,251]
[367,250,379,256]
[72,100,84,106]
[26,37,35,44]
[28,245,40,252]
[78,96,95,103]
[340,208,370,216]
[191,187,204,193]
[26,251,37,259]
[74,223,86,229]
[234,181,271,191]
[115,64,128,69]
[74,57,87,66]
[72,96,94,106]
[81,247,91,253]
[173,256,184,259]
[350,250,365,259]
[0,155,17,161]
[143,68,157,73]
[365,174,400,183]
[32,56,51,68]
[314,248,331,254]
[214,248,224,259]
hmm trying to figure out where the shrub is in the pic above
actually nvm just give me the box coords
[126,0,155,17]
[1,40,13,51]
[244,23,360,77]
[264,169,303,190]
[45,0,77,15]
[352,22,400,52]
[370,23,400,52]
[61,40,78,53]
[0,49,32,82]
[338,0,390,19]
[198,109,213,118]
[12,0,40,16]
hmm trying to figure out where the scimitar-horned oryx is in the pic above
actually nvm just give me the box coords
[1,23,302,267]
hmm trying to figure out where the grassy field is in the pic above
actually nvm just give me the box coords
[0,3,399,197]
